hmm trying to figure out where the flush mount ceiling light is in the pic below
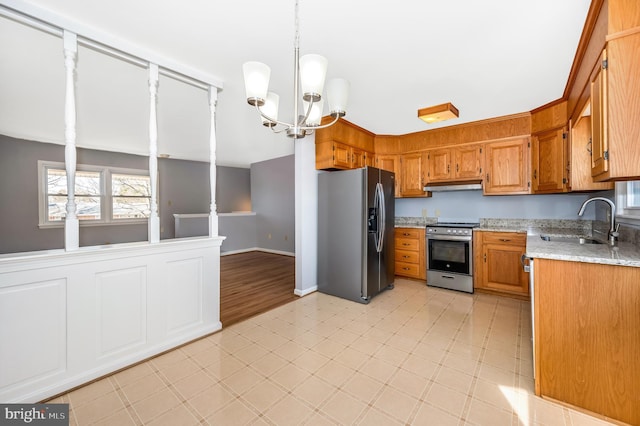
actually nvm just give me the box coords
[242,0,349,139]
[418,102,459,124]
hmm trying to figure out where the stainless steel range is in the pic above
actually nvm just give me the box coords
[426,222,478,293]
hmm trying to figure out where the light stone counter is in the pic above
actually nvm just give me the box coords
[476,218,640,267]
[394,217,436,229]
[395,216,640,266]
[525,234,640,267]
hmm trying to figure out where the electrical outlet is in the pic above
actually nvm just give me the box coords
[435,209,441,217]
[268,233,272,239]
[422,208,427,218]
[285,235,288,241]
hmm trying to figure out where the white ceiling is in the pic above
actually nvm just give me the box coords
[0,0,592,167]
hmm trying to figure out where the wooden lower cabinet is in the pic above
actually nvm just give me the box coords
[534,258,640,425]
[474,231,528,298]
[394,228,426,280]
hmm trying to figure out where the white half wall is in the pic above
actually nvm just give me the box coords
[0,236,224,402]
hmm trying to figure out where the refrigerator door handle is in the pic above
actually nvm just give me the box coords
[372,182,380,249]
[376,182,385,253]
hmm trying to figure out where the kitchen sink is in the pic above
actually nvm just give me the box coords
[539,235,602,244]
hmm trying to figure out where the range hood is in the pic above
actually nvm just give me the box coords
[423,182,483,192]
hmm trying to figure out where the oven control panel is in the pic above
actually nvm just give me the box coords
[427,227,473,236]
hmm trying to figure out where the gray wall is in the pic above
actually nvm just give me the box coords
[158,158,210,239]
[219,215,258,253]
[217,166,251,213]
[251,155,295,253]
[0,135,211,253]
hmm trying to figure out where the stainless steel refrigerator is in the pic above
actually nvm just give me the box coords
[318,166,395,304]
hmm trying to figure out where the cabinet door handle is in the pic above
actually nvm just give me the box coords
[456,164,459,173]
[586,138,592,155]
[484,253,487,263]
[500,239,511,242]
[403,233,411,236]
[533,170,537,179]
[402,267,411,271]
[403,255,410,259]
[486,173,490,183]
[403,243,410,246]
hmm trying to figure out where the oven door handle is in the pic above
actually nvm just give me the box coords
[426,235,472,242]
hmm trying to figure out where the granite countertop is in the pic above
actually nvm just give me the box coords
[395,216,640,267]
[525,233,640,267]
[480,222,640,267]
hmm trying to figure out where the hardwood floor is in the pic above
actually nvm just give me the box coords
[220,251,296,327]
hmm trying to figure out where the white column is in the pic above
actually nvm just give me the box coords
[208,87,219,237]
[63,30,79,251]
[294,135,318,296]
[148,63,160,243]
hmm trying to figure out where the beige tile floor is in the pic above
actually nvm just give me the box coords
[48,279,616,425]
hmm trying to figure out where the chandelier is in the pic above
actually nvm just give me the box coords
[242,0,349,139]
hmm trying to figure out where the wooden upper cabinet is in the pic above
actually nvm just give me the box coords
[531,127,569,193]
[315,117,375,171]
[351,148,372,168]
[454,145,483,180]
[590,48,608,178]
[483,138,530,195]
[399,152,429,197]
[427,148,452,182]
[376,154,401,198]
[590,34,640,181]
[570,114,614,191]
[315,141,373,170]
[333,142,352,169]
[426,145,483,184]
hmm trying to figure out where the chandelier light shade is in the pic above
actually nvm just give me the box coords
[303,98,324,126]
[299,54,328,101]
[326,78,349,117]
[243,62,271,106]
[261,92,280,127]
[242,0,348,139]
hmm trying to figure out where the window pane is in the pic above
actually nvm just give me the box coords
[47,168,67,195]
[47,195,67,221]
[46,168,101,196]
[113,197,150,219]
[75,171,101,196]
[112,174,151,197]
[628,181,640,208]
[76,196,101,220]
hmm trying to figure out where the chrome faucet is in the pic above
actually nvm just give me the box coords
[577,197,618,245]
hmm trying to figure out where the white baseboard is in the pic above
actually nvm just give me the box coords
[220,247,257,256]
[257,248,295,257]
[294,286,317,297]
[221,247,295,257]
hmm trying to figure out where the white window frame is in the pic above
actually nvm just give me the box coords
[38,160,152,228]
[615,180,640,226]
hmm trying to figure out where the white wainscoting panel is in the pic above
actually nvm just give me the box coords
[0,236,224,402]
[0,279,66,392]
[166,257,202,334]
[96,267,147,358]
